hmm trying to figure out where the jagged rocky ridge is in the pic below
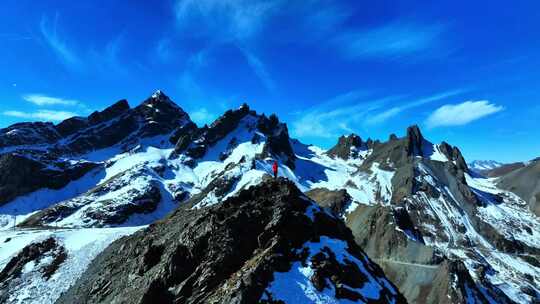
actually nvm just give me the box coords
[316,127,539,303]
[0,91,539,303]
[57,179,406,304]
[0,91,190,207]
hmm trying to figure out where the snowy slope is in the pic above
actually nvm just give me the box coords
[0,227,140,304]
[263,236,400,303]
[469,160,504,172]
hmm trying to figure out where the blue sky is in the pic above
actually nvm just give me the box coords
[1,1,539,162]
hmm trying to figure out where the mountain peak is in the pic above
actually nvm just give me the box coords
[326,133,363,160]
[145,90,179,108]
[406,124,424,157]
[151,89,165,99]
[56,178,406,304]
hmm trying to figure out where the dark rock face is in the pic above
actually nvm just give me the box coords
[57,179,406,304]
[327,134,363,160]
[88,99,130,125]
[82,185,162,226]
[392,207,424,244]
[133,91,192,139]
[306,188,352,217]
[19,170,163,228]
[497,160,540,216]
[64,115,139,153]
[0,122,61,148]
[1,91,192,158]
[171,105,296,168]
[344,204,518,304]
[0,153,99,205]
[448,260,515,304]
[406,125,424,157]
[438,142,468,172]
[55,99,131,139]
[258,114,296,169]
[55,117,89,137]
[171,104,253,159]
[0,90,194,206]
[0,238,67,302]
[169,121,197,146]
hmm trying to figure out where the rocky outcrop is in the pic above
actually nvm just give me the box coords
[0,153,99,205]
[171,105,296,168]
[257,114,296,169]
[326,134,363,160]
[19,169,163,227]
[2,91,192,158]
[0,238,67,302]
[306,188,352,216]
[63,92,191,154]
[0,122,61,148]
[171,104,253,159]
[57,179,406,304]
[0,90,194,206]
[406,125,424,157]
[344,204,517,304]
[133,91,192,139]
[438,141,468,172]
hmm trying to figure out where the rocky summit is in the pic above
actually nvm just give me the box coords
[0,91,539,304]
[57,178,407,304]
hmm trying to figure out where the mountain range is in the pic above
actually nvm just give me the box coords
[0,91,538,304]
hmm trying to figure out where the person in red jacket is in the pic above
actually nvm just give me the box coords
[272,160,278,179]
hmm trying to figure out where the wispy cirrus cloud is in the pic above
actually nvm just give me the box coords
[40,13,82,70]
[0,33,32,41]
[366,89,465,125]
[174,0,280,42]
[2,110,78,122]
[23,94,81,106]
[335,21,447,60]
[291,91,397,138]
[89,35,128,76]
[426,100,504,128]
[173,0,281,92]
[40,13,127,75]
[155,38,173,63]
[239,47,276,92]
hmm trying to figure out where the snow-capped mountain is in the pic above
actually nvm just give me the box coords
[0,91,539,303]
[469,160,504,172]
[57,179,407,304]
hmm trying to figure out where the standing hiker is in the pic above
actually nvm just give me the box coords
[272,160,278,179]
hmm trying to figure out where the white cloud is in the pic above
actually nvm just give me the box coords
[90,36,127,75]
[155,38,172,62]
[23,94,80,106]
[426,100,503,128]
[40,13,82,70]
[3,110,78,122]
[174,0,280,91]
[335,21,446,60]
[239,47,275,92]
[190,108,218,125]
[366,89,464,125]
[174,0,280,42]
[291,92,396,138]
